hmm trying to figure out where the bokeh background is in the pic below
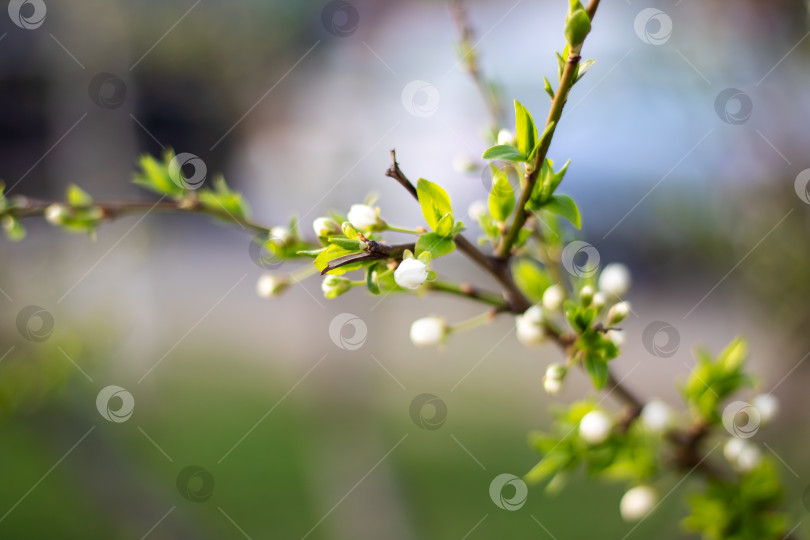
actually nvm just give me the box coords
[1,0,810,538]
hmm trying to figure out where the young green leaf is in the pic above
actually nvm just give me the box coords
[415,232,456,259]
[133,151,185,198]
[366,262,381,295]
[2,215,26,241]
[543,194,581,229]
[417,178,453,231]
[512,259,550,302]
[488,164,515,222]
[66,184,93,206]
[435,212,455,237]
[514,100,538,157]
[315,244,366,275]
[575,59,596,83]
[481,145,525,162]
[197,175,250,219]
[583,352,608,389]
[543,76,555,100]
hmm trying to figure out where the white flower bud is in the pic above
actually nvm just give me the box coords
[607,301,631,325]
[579,284,595,305]
[606,329,625,347]
[620,486,657,522]
[723,437,746,463]
[44,203,68,225]
[410,316,447,347]
[394,258,428,289]
[736,442,762,472]
[452,155,477,173]
[542,284,565,312]
[256,273,288,298]
[497,129,515,146]
[592,292,606,309]
[751,393,778,424]
[579,410,612,445]
[468,200,488,221]
[347,204,382,230]
[516,306,545,347]
[598,263,631,298]
[543,363,566,395]
[270,226,294,246]
[321,275,352,298]
[641,400,672,433]
[313,216,340,237]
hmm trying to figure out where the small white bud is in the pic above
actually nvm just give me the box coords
[543,363,566,395]
[606,329,625,347]
[467,200,488,221]
[394,258,428,290]
[542,284,565,312]
[452,155,477,173]
[751,393,778,424]
[736,442,762,472]
[270,226,294,245]
[598,263,631,298]
[313,216,340,237]
[347,204,383,230]
[516,306,545,347]
[579,410,612,445]
[592,292,606,309]
[256,274,288,298]
[723,437,746,463]
[44,203,68,225]
[410,316,447,347]
[607,301,631,325]
[620,486,657,522]
[321,275,352,298]
[497,129,515,146]
[640,400,672,433]
[579,285,595,305]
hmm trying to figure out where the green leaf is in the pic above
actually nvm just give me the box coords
[514,100,538,157]
[297,248,326,258]
[417,178,453,232]
[197,175,249,219]
[543,77,555,100]
[583,352,608,389]
[564,6,591,48]
[543,194,581,229]
[366,263,381,295]
[575,59,596,83]
[435,212,454,237]
[1,215,25,241]
[556,50,566,80]
[527,121,557,165]
[66,184,92,206]
[133,150,185,198]
[327,237,364,250]
[481,145,525,162]
[487,165,515,222]
[415,232,456,259]
[315,244,365,275]
[512,259,550,302]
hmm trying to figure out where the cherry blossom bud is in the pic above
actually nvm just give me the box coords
[606,329,625,347]
[543,363,566,395]
[321,275,352,299]
[736,442,762,472]
[751,393,778,424]
[579,410,611,444]
[620,486,657,522]
[256,273,288,298]
[516,306,545,347]
[641,399,672,433]
[598,263,631,298]
[468,200,488,221]
[313,216,340,237]
[579,285,594,306]
[410,317,447,347]
[45,203,68,225]
[607,301,631,325]
[452,155,477,173]
[347,204,384,230]
[542,284,565,312]
[394,258,428,289]
[497,129,515,146]
[270,226,294,246]
[592,292,606,309]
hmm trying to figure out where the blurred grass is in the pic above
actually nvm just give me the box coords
[0,348,694,539]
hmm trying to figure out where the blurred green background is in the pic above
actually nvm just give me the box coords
[2,0,810,538]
